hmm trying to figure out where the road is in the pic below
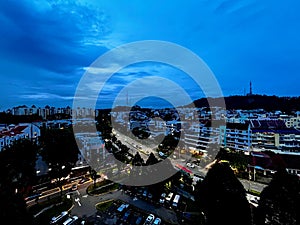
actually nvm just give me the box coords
[115,130,153,161]
[115,130,270,193]
[26,177,93,208]
[115,130,211,177]
[240,179,267,193]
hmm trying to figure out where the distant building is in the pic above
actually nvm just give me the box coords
[284,114,300,129]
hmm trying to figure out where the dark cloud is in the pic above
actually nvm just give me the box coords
[0,0,110,73]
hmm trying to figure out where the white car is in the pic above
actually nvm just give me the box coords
[144,214,155,225]
[165,192,173,202]
[187,162,195,168]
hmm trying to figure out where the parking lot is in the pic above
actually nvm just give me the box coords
[94,199,167,225]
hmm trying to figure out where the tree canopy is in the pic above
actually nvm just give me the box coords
[254,169,300,225]
[0,139,38,225]
[196,162,252,225]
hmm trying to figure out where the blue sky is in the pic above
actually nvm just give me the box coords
[0,0,299,110]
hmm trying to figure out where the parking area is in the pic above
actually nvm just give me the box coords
[94,199,166,225]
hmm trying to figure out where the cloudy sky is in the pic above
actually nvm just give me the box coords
[0,0,299,110]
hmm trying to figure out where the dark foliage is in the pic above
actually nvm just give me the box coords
[254,169,300,225]
[0,139,38,225]
[192,95,300,113]
[196,162,252,225]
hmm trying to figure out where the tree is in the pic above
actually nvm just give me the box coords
[130,152,144,178]
[196,162,252,225]
[215,148,248,173]
[0,190,33,225]
[90,169,98,188]
[0,139,39,195]
[254,169,300,225]
[40,128,79,195]
[0,139,38,225]
[132,152,144,166]
[146,152,159,165]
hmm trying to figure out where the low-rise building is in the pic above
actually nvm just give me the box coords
[0,123,40,151]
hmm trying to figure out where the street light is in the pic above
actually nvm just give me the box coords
[248,164,251,192]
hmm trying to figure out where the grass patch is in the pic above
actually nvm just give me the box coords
[96,199,114,212]
[87,179,119,195]
[248,189,261,196]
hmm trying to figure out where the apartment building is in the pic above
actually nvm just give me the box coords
[219,123,252,152]
[249,119,300,153]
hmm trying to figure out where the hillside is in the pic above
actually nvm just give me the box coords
[191,95,300,113]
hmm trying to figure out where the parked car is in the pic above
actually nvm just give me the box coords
[50,211,68,224]
[165,192,173,202]
[142,190,148,197]
[153,217,161,225]
[143,214,155,225]
[136,215,143,225]
[122,210,131,221]
[24,193,42,201]
[117,203,129,213]
[79,177,89,184]
[186,162,195,168]
[159,193,166,204]
[71,184,78,191]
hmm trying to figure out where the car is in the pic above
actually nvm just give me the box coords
[142,190,148,197]
[136,216,143,225]
[159,193,166,204]
[137,188,143,195]
[50,211,68,224]
[24,193,42,201]
[158,151,167,158]
[250,198,259,204]
[63,216,78,225]
[144,214,155,225]
[122,210,131,221]
[71,184,78,191]
[79,177,89,184]
[117,203,129,212]
[153,217,161,225]
[165,192,173,202]
[172,194,181,207]
[186,162,195,168]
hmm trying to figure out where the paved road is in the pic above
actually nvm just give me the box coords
[115,130,153,161]
[115,130,211,173]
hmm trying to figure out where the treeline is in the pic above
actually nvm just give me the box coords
[0,113,43,124]
[0,112,72,124]
[192,95,300,113]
